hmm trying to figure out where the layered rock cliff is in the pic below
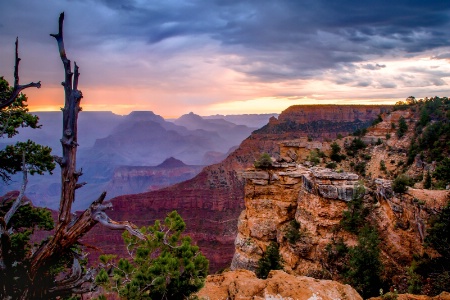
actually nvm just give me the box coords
[231,166,360,274]
[105,158,204,198]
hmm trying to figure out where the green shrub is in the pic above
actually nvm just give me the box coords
[254,153,272,169]
[307,149,322,166]
[340,183,367,234]
[346,138,366,157]
[95,211,209,300]
[434,157,450,185]
[326,162,337,169]
[425,201,450,259]
[397,116,408,138]
[424,171,432,189]
[354,161,367,176]
[392,174,413,193]
[344,226,383,298]
[256,242,283,279]
[330,142,344,162]
[285,220,301,244]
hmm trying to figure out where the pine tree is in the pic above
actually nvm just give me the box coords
[256,242,283,279]
[96,211,209,300]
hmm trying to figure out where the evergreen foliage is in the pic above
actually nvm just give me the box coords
[392,174,413,193]
[284,220,306,244]
[340,183,367,234]
[396,116,408,138]
[425,201,450,259]
[0,77,55,182]
[330,142,345,162]
[0,197,57,298]
[424,171,432,189]
[344,226,383,298]
[345,138,366,157]
[256,242,283,279]
[96,211,209,300]
[433,157,450,186]
[0,77,39,137]
[254,153,272,169]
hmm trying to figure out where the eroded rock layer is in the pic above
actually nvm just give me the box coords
[196,269,362,300]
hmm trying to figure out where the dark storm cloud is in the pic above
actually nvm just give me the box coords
[361,64,386,70]
[1,0,450,88]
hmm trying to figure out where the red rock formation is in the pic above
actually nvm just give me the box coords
[106,158,204,198]
[279,105,391,123]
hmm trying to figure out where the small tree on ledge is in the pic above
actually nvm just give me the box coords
[254,153,273,169]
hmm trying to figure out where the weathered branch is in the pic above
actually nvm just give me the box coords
[4,153,28,226]
[0,38,41,110]
[92,207,146,240]
[75,182,87,190]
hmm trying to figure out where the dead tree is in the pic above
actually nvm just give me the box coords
[1,13,144,299]
[0,38,41,110]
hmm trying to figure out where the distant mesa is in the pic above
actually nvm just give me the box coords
[126,111,165,123]
[156,157,187,168]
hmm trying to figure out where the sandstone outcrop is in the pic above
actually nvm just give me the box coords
[196,269,362,300]
[232,157,449,281]
[231,166,359,274]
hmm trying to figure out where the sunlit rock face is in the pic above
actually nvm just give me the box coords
[231,165,359,273]
[231,163,449,286]
[196,269,363,300]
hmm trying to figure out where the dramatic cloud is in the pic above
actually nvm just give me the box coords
[1,0,450,116]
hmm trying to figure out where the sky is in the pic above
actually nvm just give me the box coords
[1,0,450,118]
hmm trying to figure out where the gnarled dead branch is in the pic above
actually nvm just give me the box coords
[0,38,41,110]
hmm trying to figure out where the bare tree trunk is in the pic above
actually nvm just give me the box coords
[1,12,144,299]
[22,13,144,298]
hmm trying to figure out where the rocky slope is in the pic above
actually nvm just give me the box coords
[196,269,362,300]
[83,105,391,272]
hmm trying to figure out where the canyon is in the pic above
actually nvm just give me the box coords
[1,111,261,210]
[82,105,393,272]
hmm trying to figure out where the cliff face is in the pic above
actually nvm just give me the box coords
[105,162,204,198]
[232,163,449,283]
[257,105,392,140]
[278,105,391,124]
[231,104,450,292]
[231,166,359,274]
[82,105,389,272]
